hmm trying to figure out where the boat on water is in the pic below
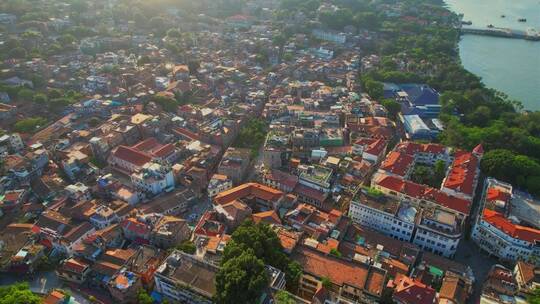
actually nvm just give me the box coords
[501,15,506,18]
[487,24,494,28]
[462,20,472,25]
[518,18,527,22]
[525,28,540,40]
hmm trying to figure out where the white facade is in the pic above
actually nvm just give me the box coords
[349,196,463,258]
[412,218,461,258]
[348,200,415,242]
[154,252,216,304]
[472,219,539,263]
[312,29,347,44]
[131,162,175,195]
[207,176,233,198]
[471,178,540,264]
[65,183,92,203]
[9,133,24,152]
[90,206,119,229]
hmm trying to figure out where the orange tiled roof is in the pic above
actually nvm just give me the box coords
[392,274,436,304]
[377,175,471,215]
[112,145,151,167]
[443,151,478,196]
[252,210,282,225]
[483,209,540,243]
[380,151,414,177]
[486,187,511,203]
[293,246,369,289]
[214,183,283,205]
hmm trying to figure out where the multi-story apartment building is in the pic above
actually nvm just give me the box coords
[207,174,233,198]
[348,190,417,243]
[349,188,465,258]
[472,178,540,264]
[412,208,463,257]
[217,147,251,185]
[154,251,218,304]
[131,162,175,195]
[263,130,291,169]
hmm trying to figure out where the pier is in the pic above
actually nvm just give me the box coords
[460,26,540,41]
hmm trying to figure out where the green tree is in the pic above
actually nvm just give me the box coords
[215,251,269,304]
[57,34,76,45]
[32,93,48,104]
[151,95,179,113]
[433,160,446,184]
[321,277,332,288]
[233,119,268,158]
[137,289,153,304]
[411,165,433,186]
[223,221,288,270]
[381,99,401,120]
[47,88,64,99]
[329,248,342,258]
[362,77,384,100]
[8,47,27,59]
[528,288,540,304]
[88,117,101,128]
[285,261,302,291]
[14,117,47,133]
[166,28,181,38]
[274,290,296,304]
[176,240,196,254]
[17,88,34,102]
[0,282,42,304]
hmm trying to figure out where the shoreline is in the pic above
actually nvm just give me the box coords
[443,0,540,111]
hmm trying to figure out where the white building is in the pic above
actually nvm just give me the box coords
[349,188,465,258]
[65,183,92,203]
[90,205,119,229]
[131,162,175,195]
[312,29,347,44]
[207,174,233,198]
[348,191,416,242]
[412,208,463,258]
[471,178,540,264]
[154,251,217,304]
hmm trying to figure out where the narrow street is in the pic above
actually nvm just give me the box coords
[453,238,499,303]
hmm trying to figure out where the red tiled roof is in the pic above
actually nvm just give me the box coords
[396,142,446,155]
[43,290,66,304]
[264,170,299,189]
[153,143,175,158]
[472,144,484,155]
[392,274,436,304]
[293,246,369,289]
[173,65,189,74]
[483,209,540,243]
[252,210,282,225]
[214,183,283,205]
[194,211,225,237]
[380,152,414,177]
[61,258,89,274]
[293,184,327,203]
[121,218,151,237]
[443,151,478,196]
[365,138,386,157]
[172,127,200,141]
[112,145,151,167]
[3,190,24,202]
[355,138,387,157]
[132,137,160,152]
[377,175,471,215]
[486,188,511,203]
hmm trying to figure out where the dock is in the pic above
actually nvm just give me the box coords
[460,26,540,41]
